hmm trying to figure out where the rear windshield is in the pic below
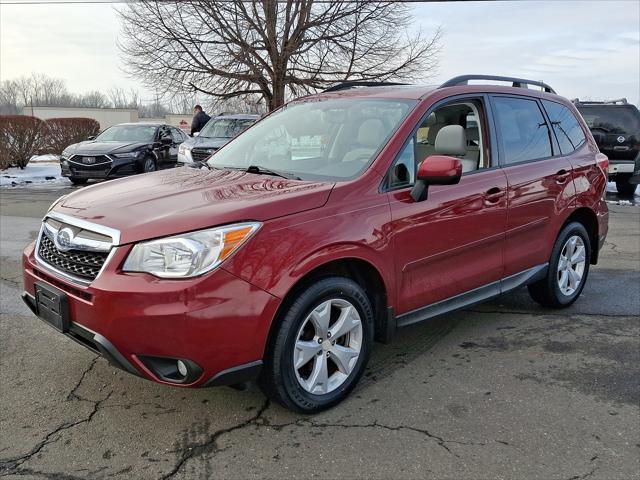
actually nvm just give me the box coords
[576,105,640,134]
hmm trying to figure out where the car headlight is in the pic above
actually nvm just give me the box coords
[113,151,142,159]
[48,194,68,212]
[122,222,261,278]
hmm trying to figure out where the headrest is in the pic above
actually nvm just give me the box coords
[357,119,386,148]
[435,125,467,156]
[427,122,447,145]
[465,127,479,142]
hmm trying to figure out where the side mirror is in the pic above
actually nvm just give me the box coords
[193,131,200,137]
[160,136,172,145]
[410,155,462,202]
[87,135,95,141]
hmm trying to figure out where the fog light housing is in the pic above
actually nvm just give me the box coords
[137,355,202,384]
[177,360,188,377]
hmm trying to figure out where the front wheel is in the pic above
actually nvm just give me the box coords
[258,277,374,413]
[528,222,591,308]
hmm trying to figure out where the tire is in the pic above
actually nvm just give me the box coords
[69,177,88,185]
[258,277,374,413]
[141,156,157,173]
[615,174,637,196]
[528,222,591,308]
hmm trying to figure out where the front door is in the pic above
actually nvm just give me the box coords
[387,96,507,320]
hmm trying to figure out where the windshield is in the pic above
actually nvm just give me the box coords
[95,125,157,142]
[200,118,256,138]
[207,98,415,181]
[577,105,640,134]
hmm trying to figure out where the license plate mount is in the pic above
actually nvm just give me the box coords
[34,282,70,333]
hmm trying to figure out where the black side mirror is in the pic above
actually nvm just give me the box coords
[87,135,96,141]
[160,136,172,145]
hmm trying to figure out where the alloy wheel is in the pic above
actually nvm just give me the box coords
[557,235,586,296]
[293,298,363,395]
[144,158,156,172]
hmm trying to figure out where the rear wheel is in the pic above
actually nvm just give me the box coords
[615,174,637,196]
[141,156,157,173]
[528,222,591,308]
[69,177,88,185]
[258,277,374,413]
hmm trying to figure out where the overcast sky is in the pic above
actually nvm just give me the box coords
[1,0,638,105]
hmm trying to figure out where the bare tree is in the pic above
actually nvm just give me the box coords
[118,0,441,111]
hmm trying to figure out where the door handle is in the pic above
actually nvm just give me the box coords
[484,187,504,204]
[555,169,571,183]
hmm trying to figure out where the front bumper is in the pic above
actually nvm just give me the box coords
[61,155,139,179]
[22,241,280,387]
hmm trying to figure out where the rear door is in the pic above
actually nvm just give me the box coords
[387,95,508,320]
[490,95,576,279]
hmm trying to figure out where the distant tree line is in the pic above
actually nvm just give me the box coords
[0,73,264,117]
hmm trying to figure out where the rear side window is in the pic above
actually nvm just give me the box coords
[542,100,586,154]
[492,97,553,165]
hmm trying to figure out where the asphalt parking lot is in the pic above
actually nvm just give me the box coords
[1,186,638,480]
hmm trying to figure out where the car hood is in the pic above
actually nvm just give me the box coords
[54,167,334,244]
[184,136,231,150]
[65,141,152,156]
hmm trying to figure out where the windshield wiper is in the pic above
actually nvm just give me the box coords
[246,165,301,180]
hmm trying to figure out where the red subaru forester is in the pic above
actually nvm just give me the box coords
[22,75,609,413]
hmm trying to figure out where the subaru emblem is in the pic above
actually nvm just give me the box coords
[617,136,625,143]
[54,227,75,252]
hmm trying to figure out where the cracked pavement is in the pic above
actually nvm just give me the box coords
[1,187,638,479]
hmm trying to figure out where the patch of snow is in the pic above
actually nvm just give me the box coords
[30,154,60,163]
[1,163,68,188]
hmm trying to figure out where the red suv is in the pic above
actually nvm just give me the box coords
[22,75,609,413]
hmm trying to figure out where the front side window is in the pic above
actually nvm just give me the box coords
[388,99,488,189]
[208,98,416,182]
[492,97,553,164]
[542,100,586,155]
[95,125,157,143]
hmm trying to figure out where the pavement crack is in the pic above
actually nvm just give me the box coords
[67,356,99,401]
[297,420,491,458]
[0,388,113,476]
[161,398,271,480]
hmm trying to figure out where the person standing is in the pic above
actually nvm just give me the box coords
[190,105,211,136]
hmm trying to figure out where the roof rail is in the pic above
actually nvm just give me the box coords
[323,81,408,93]
[572,98,628,105]
[440,75,556,94]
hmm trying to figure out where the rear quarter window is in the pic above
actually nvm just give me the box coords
[542,100,587,155]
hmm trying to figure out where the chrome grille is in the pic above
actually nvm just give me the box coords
[191,148,217,162]
[38,235,108,281]
[36,214,117,284]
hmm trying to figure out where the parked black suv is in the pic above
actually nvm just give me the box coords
[574,99,640,196]
[60,123,187,185]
